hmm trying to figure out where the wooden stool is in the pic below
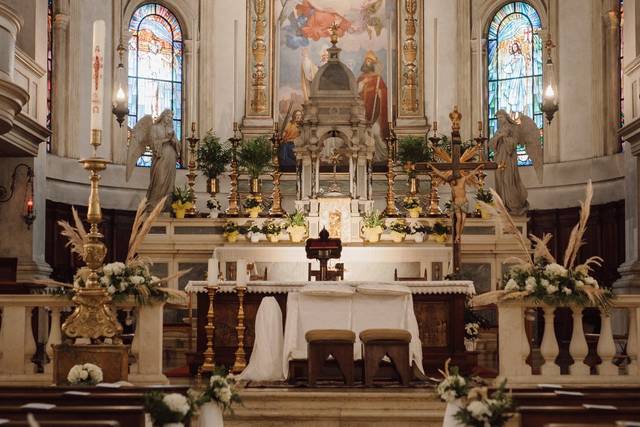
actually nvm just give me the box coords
[360,328,411,386]
[305,329,355,386]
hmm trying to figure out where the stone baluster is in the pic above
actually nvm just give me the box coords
[44,307,63,374]
[0,304,37,375]
[568,306,590,375]
[498,304,531,377]
[129,307,140,376]
[128,303,168,384]
[540,306,560,376]
[597,310,619,375]
[628,307,639,375]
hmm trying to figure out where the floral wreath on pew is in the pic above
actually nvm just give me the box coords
[474,181,613,310]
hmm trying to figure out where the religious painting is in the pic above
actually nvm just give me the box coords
[487,1,542,165]
[276,0,396,170]
[128,3,183,167]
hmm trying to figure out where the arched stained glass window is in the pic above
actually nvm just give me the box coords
[128,3,183,167]
[487,2,542,165]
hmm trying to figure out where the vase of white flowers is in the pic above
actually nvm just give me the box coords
[454,381,513,427]
[67,363,103,385]
[437,359,469,427]
[464,322,480,351]
[144,392,194,427]
[192,368,240,427]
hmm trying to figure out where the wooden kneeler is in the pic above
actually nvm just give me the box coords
[360,329,411,386]
[305,329,355,386]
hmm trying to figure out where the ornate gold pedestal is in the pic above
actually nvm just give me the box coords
[226,123,241,216]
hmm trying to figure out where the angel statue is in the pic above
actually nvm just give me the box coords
[489,110,543,216]
[126,109,180,212]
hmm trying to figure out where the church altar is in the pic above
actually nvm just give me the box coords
[184,279,475,376]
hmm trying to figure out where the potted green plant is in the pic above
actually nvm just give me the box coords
[237,136,273,195]
[245,222,264,243]
[285,209,307,243]
[223,222,240,243]
[411,223,431,243]
[397,136,432,194]
[402,195,422,218]
[475,187,494,219]
[243,196,262,218]
[361,210,386,243]
[171,185,195,219]
[262,220,282,243]
[430,221,450,243]
[197,132,231,218]
[389,219,411,243]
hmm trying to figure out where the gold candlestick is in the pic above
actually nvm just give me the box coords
[269,122,286,216]
[427,133,443,216]
[62,133,122,340]
[226,122,241,216]
[382,123,399,217]
[232,284,247,373]
[186,122,199,217]
[200,283,218,374]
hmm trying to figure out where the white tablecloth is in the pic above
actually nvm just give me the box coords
[281,287,424,377]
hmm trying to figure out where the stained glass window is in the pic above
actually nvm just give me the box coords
[46,0,53,153]
[128,3,183,167]
[487,2,543,165]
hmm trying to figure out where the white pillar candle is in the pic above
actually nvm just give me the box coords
[387,17,393,123]
[233,19,238,123]
[236,259,248,286]
[208,258,219,285]
[90,20,106,132]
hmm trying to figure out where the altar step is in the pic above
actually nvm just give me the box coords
[224,388,446,427]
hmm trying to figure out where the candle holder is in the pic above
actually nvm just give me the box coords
[62,133,122,340]
[473,125,489,162]
[232,284,247,373]
[269,122,285,216]
[226,123,241,216]
[200,283,218,375]
[427,131,443,216]
[382,123,399,217]
[186,122,199,217]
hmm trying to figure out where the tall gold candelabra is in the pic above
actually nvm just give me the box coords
[382,123,399,217]
[200,283,218,375]
[232,284,247,373]
[269,122,285,216]
[226,123,241,216]
[61,130,122,340]
[474,121,488,162]
[186,122,199,217]
[427,128,443,216]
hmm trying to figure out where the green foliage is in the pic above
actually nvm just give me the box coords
[411,224,431,235]
[237,136,273,178]
[389,220,411,234]
[242,196,262,209]
[196,132,232,178]
[262,220,282,235]
[171,185,194,204]
[454,380,513,427]
[362,210,386,229]
[397,136,433,177]
[286,209,306,227]
[432,221,450,236]
[438,136,476,155]
[475,187,494,204]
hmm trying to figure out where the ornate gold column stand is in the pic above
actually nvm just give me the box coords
[383,123,399,217]
[232,284,247,373]
[226,123,241,216]
[427,129,443,216]
[200,283,218,375]
[186,122,199,217]
[269,122,285,216]
[401,0,419,112]
[62,130,121,340]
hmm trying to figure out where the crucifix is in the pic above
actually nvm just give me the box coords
[415,106,497,275]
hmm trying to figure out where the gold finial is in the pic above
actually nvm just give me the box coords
[329,21,340,46]
[449,106,462,132]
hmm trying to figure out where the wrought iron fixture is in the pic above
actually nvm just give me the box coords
[0,163,35,229]
[540,34,559,124]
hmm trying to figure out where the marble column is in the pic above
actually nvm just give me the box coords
[51,6,69,157]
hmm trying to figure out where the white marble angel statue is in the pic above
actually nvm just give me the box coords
[125,109,180,212]
[489,109,543,215]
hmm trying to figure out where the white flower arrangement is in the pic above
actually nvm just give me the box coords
[163,393,191,417]
[436,359,468,403]
[464,322,480,341]
[67,363,103,385]
[144,391,194,425]
[197,369,241,412]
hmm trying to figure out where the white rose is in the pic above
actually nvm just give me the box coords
[541,279,550,287]
[80,370,88,380]
[546,284,558,294]
[129,275,145,285]
[545,263,568,277]
[107,285,116,294]
[162,393,190,416]
[467,400,490,419]
[210,375,223,386]
[67,365,82,383]
[102,264,113,277]
[525,276,536,287]
[505,279,519,292]
[562,287,572,295]
[99,276,110,286]
[575,280,584,289]
[584,276,599,288]
[218,386,232,403]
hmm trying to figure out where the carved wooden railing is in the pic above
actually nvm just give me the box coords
[0,295,167,385]
[497,295,640,385]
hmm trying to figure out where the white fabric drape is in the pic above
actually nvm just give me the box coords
[238,297,284,381]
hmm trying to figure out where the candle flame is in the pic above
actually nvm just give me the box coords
[116,86,126,102]
[544,84,555,99]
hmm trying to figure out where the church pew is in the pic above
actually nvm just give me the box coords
[0,385,189,394]
[3,422,120,427]
[0,406,145,427]
[512,391,640,408]
[0,392,156,407]
[517,406,640,427]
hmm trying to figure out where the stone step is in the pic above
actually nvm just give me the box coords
[222,388,446,427]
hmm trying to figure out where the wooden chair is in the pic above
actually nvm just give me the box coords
[305,329,355,386]
[360,328,411,386]
[394,268,428,281]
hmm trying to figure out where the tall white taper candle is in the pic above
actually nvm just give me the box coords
[236,259,248,286]
[208,258,219,285]
[233,19,238,123]
[387,17,393,123]
[90,20,106,132]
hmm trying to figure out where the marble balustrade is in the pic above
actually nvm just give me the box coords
[0,295,168,385]
[498,295,640,385]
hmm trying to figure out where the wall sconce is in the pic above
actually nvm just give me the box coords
[112,42,129,127]
[0,163,35,229]
[540,34,559,124]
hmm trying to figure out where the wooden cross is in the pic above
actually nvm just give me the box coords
[415,106,497,275]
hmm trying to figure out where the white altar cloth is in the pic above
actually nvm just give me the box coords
[281,284,425,377]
